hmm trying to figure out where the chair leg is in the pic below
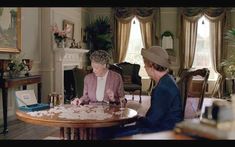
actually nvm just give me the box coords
[139,90,142,103]
[132,92,134,100]
[60,127,65,140]
[73,128,80,140]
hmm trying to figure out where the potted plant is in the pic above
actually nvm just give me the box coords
[84,16,113,56]
[221,28,235,78]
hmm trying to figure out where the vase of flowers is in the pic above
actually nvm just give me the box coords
[52,24,71,48]
[7,55,29,78]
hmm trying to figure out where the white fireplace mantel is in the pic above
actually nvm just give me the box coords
[53,48,89,100]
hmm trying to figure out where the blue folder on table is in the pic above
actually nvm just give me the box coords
[15,90,50,112]
[17,103,50,112]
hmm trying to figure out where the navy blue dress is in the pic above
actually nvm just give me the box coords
[111,74,183,138]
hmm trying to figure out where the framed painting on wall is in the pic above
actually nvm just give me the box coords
[63,19,74,40]
[0,8,21,53]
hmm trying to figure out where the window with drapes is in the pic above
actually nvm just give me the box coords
[179,7,230,82]
[112,7,160,64]
[192,16,218,81]
[124,17,148,78]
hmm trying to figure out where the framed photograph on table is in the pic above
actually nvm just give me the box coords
[0,8,21,53]
[63,19,74,40]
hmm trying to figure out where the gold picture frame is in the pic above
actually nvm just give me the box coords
[0,8,21,53]
[63,19,74,40]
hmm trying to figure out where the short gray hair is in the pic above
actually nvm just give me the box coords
[89,50,111,65]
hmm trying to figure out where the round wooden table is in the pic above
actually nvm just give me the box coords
[16,104,138,140]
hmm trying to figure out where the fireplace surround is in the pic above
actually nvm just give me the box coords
[53,48,89,103]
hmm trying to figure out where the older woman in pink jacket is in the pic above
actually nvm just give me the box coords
[71,50,124,105]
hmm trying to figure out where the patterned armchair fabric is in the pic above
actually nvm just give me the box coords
[116,62,142,103]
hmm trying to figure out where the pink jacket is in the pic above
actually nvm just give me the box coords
[80,70,124,103]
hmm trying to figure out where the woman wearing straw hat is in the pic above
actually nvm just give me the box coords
[109,46,183,138]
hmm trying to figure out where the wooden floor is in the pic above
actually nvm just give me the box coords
[0,119,59,140]
[0,95,200,140]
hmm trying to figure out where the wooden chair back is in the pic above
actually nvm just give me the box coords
[211,74,222,98]
[109,64,123,77]
[177,68,210,118]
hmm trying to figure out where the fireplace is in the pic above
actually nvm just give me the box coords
[63,68,76,103]
[53,48,89,103]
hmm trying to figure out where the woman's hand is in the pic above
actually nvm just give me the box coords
[106,89,115,102]
[70,98,81,106]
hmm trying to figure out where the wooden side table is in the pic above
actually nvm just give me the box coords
[0,75,41,134]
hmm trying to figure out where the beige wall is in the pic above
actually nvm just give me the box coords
[160,7,179,71]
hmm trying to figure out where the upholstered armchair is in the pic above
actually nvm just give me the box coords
[109,64,123,77]
[116,62,142,103]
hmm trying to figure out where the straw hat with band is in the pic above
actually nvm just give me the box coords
[141,46,170,68]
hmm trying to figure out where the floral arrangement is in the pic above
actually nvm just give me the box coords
[51,24,71,44]
[7,55,29,77]
[221,28,235,78]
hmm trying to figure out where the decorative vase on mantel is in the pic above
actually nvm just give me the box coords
[55,40,65,48]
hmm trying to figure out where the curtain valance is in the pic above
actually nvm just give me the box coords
[114,7,156,22]
[181,7,231,22]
